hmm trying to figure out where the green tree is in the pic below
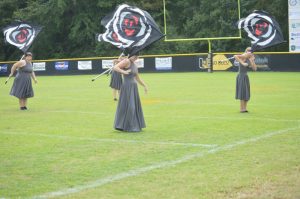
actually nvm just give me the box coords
[0,0,289,61]
[0,0,28,60]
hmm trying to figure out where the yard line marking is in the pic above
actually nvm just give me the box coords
[33,126,300,199]
[37,110,300,123]
[35,97,102,101]
[41,110,110,116]
[157,99,300,108]
[150,115,300,123]
[0,131,216,148]
[33,97,300,109]
[35,96,300,109]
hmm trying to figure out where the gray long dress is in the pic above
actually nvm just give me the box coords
[114,63,146,132]
[109,70,123,90]
[235,60,250,101]
[10,61,34,99]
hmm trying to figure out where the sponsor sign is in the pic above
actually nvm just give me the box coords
[33,62,46,71]
[55,61,69,70]
[201,55,232,70]
[135,58,144,68]
[289,0,300,51]
[212,54,233,70]
[102,58,144,69]
[253,55,271,71]
[78,61,92,70]
[289,0,299,6]
[0,64,8,73]
[290,21,300,30]
[290,44,300,51]
[155,57,172,70]
[199,58,206,69]
[102,60,114,69]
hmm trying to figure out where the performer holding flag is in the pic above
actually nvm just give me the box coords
[113,53,147,132]
[234,47,257,113]
[234,10,284,113]
[3,21,42,110]
[9,52,37,110]
[96,4,163,132]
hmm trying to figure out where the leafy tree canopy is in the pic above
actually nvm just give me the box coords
[0,0,288,60]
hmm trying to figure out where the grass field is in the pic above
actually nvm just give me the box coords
[0,72,300,199]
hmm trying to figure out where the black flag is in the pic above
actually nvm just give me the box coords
[3,21,42,53]
[96,4,164,56]
[237,10,284,51]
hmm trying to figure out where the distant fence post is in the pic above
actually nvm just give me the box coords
[207,52,213,73]
[207,40,213,73]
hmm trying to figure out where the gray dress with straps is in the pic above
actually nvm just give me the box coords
[10,61,34,99]
[235,60,250,101]
[114,63,146,132]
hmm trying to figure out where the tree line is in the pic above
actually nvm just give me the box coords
[0,0,288,61]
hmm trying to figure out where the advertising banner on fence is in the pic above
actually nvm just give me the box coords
[102,60,114,69]
[102,59,144,69]
[135,58,144,68]
[212,54,233,71]
[55,61,69,70]
[199,54,233,71]
[33,62,46,71]
[0,64,8,74]
[289,0,300,52]
[155,57,172,70]
[78,61,92,70]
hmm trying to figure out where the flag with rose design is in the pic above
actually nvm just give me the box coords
[96,4,164,56]
[237,10,284,51]
[3,21,42,53]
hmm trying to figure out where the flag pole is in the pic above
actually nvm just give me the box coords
[91,67,113,81]
[5,54,25,84]
[4,76,11,84]
[91,52,125,82]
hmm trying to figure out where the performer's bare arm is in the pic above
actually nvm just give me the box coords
[249,55,257,71]
[234,54,249,67]
[135,73,148,94]
[9,60,25,77]
[113,59,131,75]
[31,71,38,83]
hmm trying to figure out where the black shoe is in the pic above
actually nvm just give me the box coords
[20,107,27,110]
[114,98,117,101]
[240,110,248,113]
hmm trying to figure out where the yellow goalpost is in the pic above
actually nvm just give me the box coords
[163,0,242,71]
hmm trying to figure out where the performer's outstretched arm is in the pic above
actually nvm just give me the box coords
[234,54,248,67]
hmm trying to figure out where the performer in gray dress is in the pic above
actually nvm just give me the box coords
[112,55,148,132]
[109,59,123,101]
[9,52,37,110]
[234,47,257,113]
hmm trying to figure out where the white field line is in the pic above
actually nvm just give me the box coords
[167,115,300,123]
[34,97,103,101]
[38,110,300,123]
[0,131,216,148]
[34,97,300,108]
[33,126,300,199]
[46,110,109,116]
[165,102,300,110]
[158,101,300,108]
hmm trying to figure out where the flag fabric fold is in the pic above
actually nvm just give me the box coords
[237,10,284,51]
[96,4,164,56]
[3,21,42,53]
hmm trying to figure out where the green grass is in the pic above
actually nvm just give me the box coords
[0,72,300,198]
